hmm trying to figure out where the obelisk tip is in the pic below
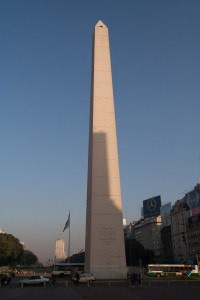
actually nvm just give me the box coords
[95,20,107,28]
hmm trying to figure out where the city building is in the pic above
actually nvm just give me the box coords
[170,198,188,263]
[160,225,173,263]
[132,216,162,257]
[55,238,67,262]
[141,216,162,257]
[124,221,136,239]
[160,203,173,263]
[127,184,200,264]
[186,184,200,264]
[132,220,142,243]
[187,214,200,263]
[166,184,200,264]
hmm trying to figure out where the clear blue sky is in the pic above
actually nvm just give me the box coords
[1,0,200,263]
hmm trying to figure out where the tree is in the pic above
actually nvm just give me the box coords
[20,250,38,266]
[0,234,23,265]
[67,251,85,263]
[0,233,39,266]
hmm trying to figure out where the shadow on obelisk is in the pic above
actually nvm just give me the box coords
[85,132,127,279]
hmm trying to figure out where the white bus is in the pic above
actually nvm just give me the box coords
[52,263,84,277]
[147,264,199,277]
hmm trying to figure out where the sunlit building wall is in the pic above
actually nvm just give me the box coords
[55,238,67,262]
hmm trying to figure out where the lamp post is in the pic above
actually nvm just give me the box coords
[129,232,132,267]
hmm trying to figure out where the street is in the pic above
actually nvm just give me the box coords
[0,277,200,300]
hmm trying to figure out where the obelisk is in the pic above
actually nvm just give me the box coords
[85,20,126,279]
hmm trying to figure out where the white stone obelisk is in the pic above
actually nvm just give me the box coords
[85,20,126,279]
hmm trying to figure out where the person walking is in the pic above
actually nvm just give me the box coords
[138,274,142,286]
[74,273,80,285]
[50,275,56,287]
[131,273,138,287]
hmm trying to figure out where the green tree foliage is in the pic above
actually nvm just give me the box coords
[20,250,38,266]
[125,238,155,266]
[67,251,85,263]
[0,234,23,265]
[0,233,39,266]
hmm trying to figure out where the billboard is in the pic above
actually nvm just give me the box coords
[185,185,200,217]
[160,203,171,227]
[143,195,161,219]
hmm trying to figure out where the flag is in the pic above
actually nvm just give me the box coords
[63,212,70,232]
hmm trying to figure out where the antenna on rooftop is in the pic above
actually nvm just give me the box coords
[59,225,63,239]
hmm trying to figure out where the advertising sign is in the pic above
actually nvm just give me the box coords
[143,195,161,219]
[185,186,200,217]
[160,202,171,227]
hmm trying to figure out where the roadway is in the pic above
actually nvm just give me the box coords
[0,276,200,300]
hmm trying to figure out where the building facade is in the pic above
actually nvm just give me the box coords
[170,198,188,263]
[55,238,67,262]
[187,214,200,264]
[169,184,200,264]
[132,216,162,257]
[160,225,173,263]
[126,184,200,264]
[124,222,136,239]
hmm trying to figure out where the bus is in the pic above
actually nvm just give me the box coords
[52,263,84,278]
[147,264,199,277]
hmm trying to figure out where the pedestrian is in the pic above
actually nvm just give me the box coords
[74,272,80,285]
[131,273,138,287]
[138,274,142,286]
[50,275,56,287]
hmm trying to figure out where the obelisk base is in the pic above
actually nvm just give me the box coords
[85,266,127,280]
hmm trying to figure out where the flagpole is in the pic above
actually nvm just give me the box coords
[63,211,70,264]
[68,212,70,263]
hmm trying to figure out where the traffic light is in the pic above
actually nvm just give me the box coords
[182,232,186,242]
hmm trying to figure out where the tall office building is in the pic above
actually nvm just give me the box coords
[55,238,67,262]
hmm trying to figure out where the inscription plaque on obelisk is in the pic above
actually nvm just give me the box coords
[85,21,126,279]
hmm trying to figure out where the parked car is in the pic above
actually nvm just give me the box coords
[19,275,49,286]
[72,273,96,284]
[0,273,11,285]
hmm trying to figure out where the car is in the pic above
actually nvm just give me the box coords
[0,273,11,285]
[19,275,50,286]
[72,273,96,284]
